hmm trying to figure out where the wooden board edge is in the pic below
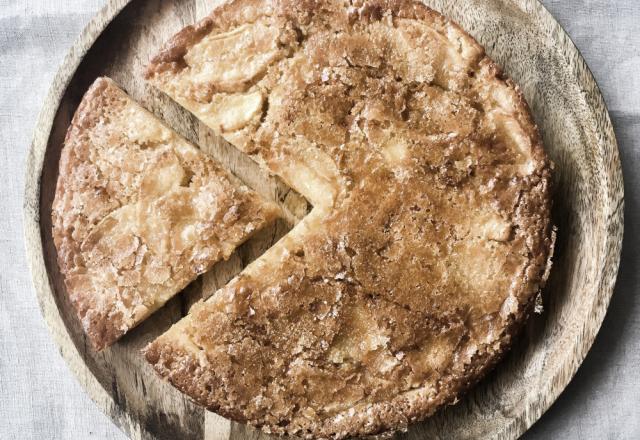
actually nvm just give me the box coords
[491,1,625,439]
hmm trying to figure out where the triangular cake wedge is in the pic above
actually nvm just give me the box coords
[52,77,280,351]
[143,1,554,438]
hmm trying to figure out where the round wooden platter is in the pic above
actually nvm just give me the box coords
[24,0,624,439]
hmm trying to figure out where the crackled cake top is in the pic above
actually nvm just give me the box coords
[143,0,553,438]
[52,78,279,350]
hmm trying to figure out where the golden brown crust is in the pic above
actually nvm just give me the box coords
[52,77,279,350]
[144,0,554,438]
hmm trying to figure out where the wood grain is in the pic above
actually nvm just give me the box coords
[23,0,624,439]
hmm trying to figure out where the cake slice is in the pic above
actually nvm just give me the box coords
[52,77,280,350]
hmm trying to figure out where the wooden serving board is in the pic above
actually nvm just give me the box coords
[24,0,624,439]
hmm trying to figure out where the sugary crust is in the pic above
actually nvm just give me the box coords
[52,77,279,350]
[144,0,554,438]
[145,294,536,438]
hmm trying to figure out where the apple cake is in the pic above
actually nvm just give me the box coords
[141,0,554,437]
[52,77,280,350]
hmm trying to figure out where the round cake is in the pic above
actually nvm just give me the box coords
[137,0,554,438]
